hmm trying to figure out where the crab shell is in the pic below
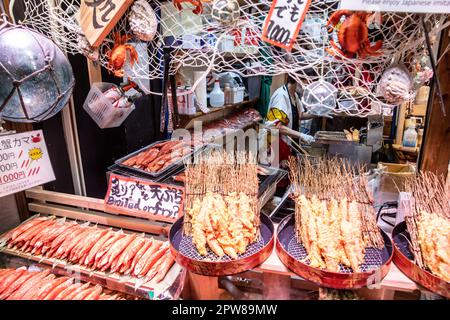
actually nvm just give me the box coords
[129,0,158,41]
[106,34,139,78]
[326,10,383,59]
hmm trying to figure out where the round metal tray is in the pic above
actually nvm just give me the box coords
[276,214,393,289]
[169,214,274,276]
[392,222,449,298]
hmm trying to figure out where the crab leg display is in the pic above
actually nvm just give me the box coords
[122,140,192,174]
[0,217,175,284]
[0,268,126,300]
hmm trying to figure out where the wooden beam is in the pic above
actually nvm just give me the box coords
[26,187,105,211]
[187,272,220,299]
[419,27,450,178]
[28,202,170,236]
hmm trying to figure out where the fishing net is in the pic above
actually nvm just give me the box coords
[15,0,450,116]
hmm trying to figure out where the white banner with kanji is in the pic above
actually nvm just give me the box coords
[340,0,450,14]
[0,130,55,198]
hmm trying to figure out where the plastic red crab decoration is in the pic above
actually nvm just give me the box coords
[106,33,138,78]
[326,10,383,59]
[173,0,210,15]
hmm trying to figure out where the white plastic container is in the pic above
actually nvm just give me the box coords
[209,80,224,107]
[168,87,196,115]
[83,82,135,129]
[402,124,418,148]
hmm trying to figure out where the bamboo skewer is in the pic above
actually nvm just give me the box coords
[288,156,384,255]
[403,171,449,271]
[184,150,259,236]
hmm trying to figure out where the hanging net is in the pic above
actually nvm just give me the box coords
[16,0,449,117]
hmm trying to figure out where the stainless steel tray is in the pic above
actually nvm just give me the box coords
[115,140,199,179]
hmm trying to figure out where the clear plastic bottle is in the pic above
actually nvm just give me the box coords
[210,80,224,108]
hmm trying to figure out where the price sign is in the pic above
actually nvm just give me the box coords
[104,174,184,222]
[262,0,312,51]
[0,130,55,198]
[78,0,134,47]
[339,0,450,14]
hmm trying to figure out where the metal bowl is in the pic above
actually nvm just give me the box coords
[392,222,450,298]
[170,214,274,276]
[276,214,393,289]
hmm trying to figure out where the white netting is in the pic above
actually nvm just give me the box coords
[16,0,449,116]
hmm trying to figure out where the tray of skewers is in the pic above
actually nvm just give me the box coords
[392,172,449,298]
[115,139,196,179]
[169,150,274,276]
[0,215,184,299]
[275,157,393,289]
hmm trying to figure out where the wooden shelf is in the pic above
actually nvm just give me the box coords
[178,99,258,129]
[392,144,419,154]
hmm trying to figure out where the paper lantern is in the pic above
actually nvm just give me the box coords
[0,23,75,122]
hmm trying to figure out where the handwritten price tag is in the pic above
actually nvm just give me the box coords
[262,0,312,51]
[104,174,184,222]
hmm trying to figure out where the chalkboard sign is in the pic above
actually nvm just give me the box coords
[262,0,312,51]
[104,174,184,222]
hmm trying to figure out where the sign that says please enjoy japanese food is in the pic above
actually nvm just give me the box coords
[105,174,184,222]
[0,130,55,198]
[340,0,450,14]
[262,0,312,50]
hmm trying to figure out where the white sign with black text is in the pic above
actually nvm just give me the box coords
[105,174,184,222]
[0,130,55,198]
[262,0,312,50]
[340,0,450,14]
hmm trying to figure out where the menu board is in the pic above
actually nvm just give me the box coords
[0,130,55,198]
[104,174,184,222]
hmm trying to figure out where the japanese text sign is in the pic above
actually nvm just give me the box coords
[340,0,450,14]
[262,0,312,50]
[78,0,134,47]
[0,130,55,198]
[105,174,184,222]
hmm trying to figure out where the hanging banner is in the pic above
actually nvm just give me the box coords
[262,0,312,51]
[339,0,450,14]
[104,174,184,222]
[78,0,134,47]
[0,130,55,198]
